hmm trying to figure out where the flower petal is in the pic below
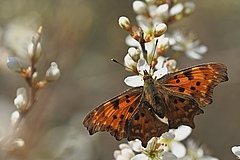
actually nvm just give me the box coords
[137,59,150,74]
[124,75,143,87]
[161,151,178,160]
[121,148,135,158]
[129,139,142,152]
[170,141,186,158]
[192,45,208,54]
[154,56,165,70]
[162,131,175,140]
[125,35,139,47]
[174,125,192,141]
[136,15,151,33]
[153,67,168,79]
[185,50,203,60]
[131,154,148,160]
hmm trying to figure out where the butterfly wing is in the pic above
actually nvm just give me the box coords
[159,63,228,106]
[83,87,143,141]
[157,63,228,129]
[163,94,203,128]
[127,101,169,147]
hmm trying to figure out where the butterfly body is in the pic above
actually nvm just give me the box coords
[83,63,228,147]
[142,70,166,119]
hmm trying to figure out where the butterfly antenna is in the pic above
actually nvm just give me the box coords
[111,58,133,71]
[111,59,142,76]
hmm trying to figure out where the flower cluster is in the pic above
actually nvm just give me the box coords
[114,0,218,159]
[114,125,218,160]
[1,26,60,151]
[118,0,207,83]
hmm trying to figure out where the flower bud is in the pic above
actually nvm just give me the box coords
[118,16,131,31]
[45,62,60,82]
[124,54,137,73]
[128,47,140,62]
[132,1,148,15]
[170,3,184,16]
[27,42,34,57]
[184,2,195,15]
[10,111,20,126]
[156,37,169,55]
[14,87,28,112]
[12,138,25,150]
[164,59,177,72]
[6,56,23,72]
[31,72,38,87]
[28,42,42,64]
[154,23,167,37]
[156,4,169,20]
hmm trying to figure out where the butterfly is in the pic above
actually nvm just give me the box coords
[83,63,228,147]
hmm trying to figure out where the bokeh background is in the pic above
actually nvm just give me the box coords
[0,0,239,159]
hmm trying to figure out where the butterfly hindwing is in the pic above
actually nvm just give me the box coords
[164,94,204,129]
[83,87,142,141]
[159,63,228,106]
[127,102,169,147]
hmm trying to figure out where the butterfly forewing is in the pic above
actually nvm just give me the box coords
[159,63,228,107]
[83,87,142,140]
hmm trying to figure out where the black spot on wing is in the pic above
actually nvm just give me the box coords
[196,81,201,86]
[183,70,194,80]
[112,99,120,110]
[190,86,196,90]
[178,87,185,92]
[128,106,134,113]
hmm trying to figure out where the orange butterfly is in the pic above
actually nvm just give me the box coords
[83,63,228,147]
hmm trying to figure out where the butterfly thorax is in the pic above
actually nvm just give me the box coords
[142,70,166,118]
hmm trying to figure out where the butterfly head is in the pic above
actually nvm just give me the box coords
[143,70,152,79]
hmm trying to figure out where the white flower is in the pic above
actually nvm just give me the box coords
[129,139,142,153]
[131,137,178,160]
[124,57,168,87]
[232,146,240,159]
[124,56,175,87]
[180,139,219,160]
[114,143,135,160]
[169,30,208,60]
[161,125,192,158]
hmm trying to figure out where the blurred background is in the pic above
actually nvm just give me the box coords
[0,0,239,159]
